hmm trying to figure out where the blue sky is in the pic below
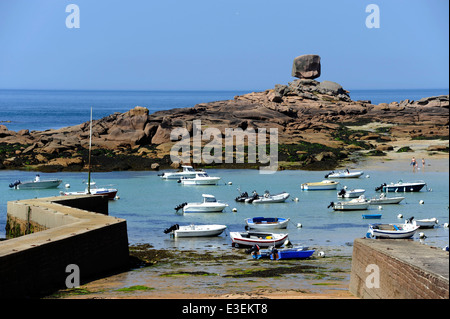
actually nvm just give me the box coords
[0,0,448,90]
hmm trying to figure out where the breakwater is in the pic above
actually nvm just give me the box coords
[0,195,129,298]
[349,238,449,299]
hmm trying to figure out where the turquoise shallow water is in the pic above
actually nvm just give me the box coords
[1,168,448,251]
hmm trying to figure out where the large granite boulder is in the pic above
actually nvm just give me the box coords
[291,54,321,79]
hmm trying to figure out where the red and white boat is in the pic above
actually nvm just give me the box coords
[61,182,118,200]
[229,231,288,248]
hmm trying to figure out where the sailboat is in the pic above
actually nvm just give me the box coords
[61,108,118,200]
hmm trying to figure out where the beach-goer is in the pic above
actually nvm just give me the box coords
[411,157,416,172]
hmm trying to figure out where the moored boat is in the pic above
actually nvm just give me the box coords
[176,194,228,213]
[337,187,365,198]
[245,217,290,230]
[367,218,419,239]
[9,175,62,190]
[325,169,364,178]
[158,165,205,180]
[301,180,339,190]
[269,247,315,260]
[375,180,427,192]
[179,172,221,185]
[250,191,290,204]
[328,196,370,211]
[368,193,405,205]
[362,214,382,219]
[163,224,227,237]
[61,182,118,199]
[230,231,288,248]
[415,217,438,229]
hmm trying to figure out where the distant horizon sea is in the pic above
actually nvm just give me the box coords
[0,88,448,132]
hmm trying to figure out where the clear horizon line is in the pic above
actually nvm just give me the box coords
[0,87,448,92]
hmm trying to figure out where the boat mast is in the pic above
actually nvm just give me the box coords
[87,107,92,194]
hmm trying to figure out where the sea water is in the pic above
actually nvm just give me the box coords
[0,168,448,251]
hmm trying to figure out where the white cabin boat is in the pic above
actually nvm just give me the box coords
[177,194,228,213]
[159,165,205,180]
[179,172,221,185]
[337,187,365,198]
[9,175,62,190]
[301,180,339,190]
[61,182,118,200]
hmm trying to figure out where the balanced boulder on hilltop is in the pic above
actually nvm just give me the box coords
[291,54,321,79]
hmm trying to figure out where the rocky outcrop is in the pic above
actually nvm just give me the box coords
[0,55,448,171]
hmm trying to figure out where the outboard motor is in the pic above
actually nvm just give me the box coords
[174,202,187,211]
[164,224,180,234]
[9,180,21,188]
[375,183,387,192]
[406,216,414,224]
[327,201,335,209]
[324,171,333,178]
[338,189,346,197]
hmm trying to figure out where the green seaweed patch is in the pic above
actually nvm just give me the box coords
[396,146,413,153]
[160,271,219,277]
[224,265,322,278]
[116,285,154,292]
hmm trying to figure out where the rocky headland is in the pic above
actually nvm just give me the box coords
[1,55,448,172]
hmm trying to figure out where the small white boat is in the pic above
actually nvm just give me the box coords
[163,224,227,237]
[9,175,62,190]
[367,218,419,239]
[337,187,365,198]
[158,165,205,180]
[244,217,290,230]
[325,169,364,178]
[415,217,438,229]
[176,194,228,213]
[329,196,370,211]
[247,191,290,204]
[301,180,339,190]
[230,231,288,248]
[179,172,221,185]
[368,193,405,205]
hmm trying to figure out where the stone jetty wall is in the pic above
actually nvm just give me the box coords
[0,196,129,298]
[349,238,449,299]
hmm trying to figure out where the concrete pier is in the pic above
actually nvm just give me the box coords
[0,195,129,298]
[350,238,449,299]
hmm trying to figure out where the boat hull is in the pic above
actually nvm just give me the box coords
[301,181,339,190]
[382,182,426,192]
[183,203,227,213]
[362,214,382,219]
[333,202,369,211]
[252,193,290,203]
[337,189,365,198]
[16,180,62,190]
[173,225,227,237]
[180,177,221,185]
[327,171,363,178]
[416,218,438,229]
[369,197,405,205]
[368,223,419,239]
[270,249,315,260]
[245,217,289,230]
[230,231,288,248]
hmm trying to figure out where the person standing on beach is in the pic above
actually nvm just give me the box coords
[422,158,426,171]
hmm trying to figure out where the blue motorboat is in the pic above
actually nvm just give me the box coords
[362,214,382,219]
